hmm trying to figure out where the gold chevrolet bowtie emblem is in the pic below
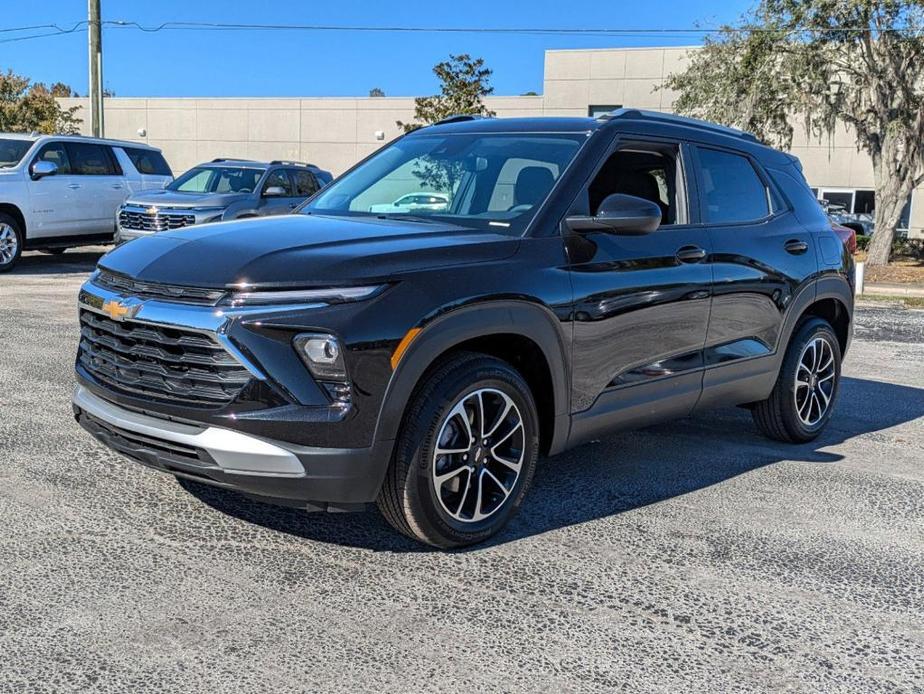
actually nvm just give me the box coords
[101,298,141,322]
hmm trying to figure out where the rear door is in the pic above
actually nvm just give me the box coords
[691,144,818,408]
[65,141,126,235]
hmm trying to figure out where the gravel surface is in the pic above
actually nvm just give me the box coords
[1,250,923,693]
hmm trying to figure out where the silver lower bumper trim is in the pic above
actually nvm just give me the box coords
[73,385,305,477]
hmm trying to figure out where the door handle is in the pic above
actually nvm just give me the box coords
[111,184,123,190]
[676,245,707,263]
[67,183,81,190]
[785,239,809,255]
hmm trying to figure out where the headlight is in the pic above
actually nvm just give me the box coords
[222,284,385,307]
[294,333,347,381]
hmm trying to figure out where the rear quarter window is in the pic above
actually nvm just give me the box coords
[122,147,172,176]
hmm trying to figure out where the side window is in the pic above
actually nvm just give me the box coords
[122,147,172,176]
[263,169,293,196]
[32,142,72,174]
[290,169,318,197]
[66,142,119,175]
[586,144,685,225]
[696,147,770,223]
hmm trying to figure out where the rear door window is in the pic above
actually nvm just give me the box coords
[695,147,771,224]
[122,147,172,176]
[66,142,120,175]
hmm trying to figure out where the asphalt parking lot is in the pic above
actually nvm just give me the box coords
[1,249,922,693]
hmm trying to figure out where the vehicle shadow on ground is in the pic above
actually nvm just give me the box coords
[180,376,924,553]
[11,249,106,275]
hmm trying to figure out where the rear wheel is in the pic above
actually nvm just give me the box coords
[0,214,23,273]
[378,352,539,548]
[752,317,842,442]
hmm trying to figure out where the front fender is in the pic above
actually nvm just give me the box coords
[372,300,572,455]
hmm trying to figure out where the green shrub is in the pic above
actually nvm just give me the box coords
[856,234,871,251]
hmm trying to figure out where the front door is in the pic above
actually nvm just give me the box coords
[258,169,300,216]
[566,139,713,443]
[27,141,95,238]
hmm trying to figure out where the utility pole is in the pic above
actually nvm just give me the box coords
[88,0,104,137]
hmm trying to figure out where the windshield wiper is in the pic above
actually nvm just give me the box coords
[374,213,440,224]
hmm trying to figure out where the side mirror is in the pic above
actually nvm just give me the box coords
[263,186,286,197]
[566,193,662,235]
[31,160,58,180]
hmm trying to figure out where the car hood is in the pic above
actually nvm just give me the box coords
[124,189,247,208]
[99,214,519,289]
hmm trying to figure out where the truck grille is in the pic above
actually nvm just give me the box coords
[77,309,251,407]
[95,270,226,306]
[119,208,196,232]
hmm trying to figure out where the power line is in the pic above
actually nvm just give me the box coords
[0,19,920,45]
[0,21,86,44]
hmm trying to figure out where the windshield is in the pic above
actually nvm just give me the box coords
[301,132,587,235]
[168,166,265,194]
[0,138,33,169]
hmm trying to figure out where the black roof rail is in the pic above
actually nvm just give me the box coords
[432,114,488,126]
[269,160,316,167]
[598,108,759,143]
[210,157,259,163]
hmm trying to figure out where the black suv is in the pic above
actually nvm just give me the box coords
[73,110,853,548]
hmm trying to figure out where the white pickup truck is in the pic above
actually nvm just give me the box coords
[0,133,173,272]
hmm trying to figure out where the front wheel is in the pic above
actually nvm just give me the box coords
[378,353,539,548]
[0,213,23,273]
[752,317,842,443]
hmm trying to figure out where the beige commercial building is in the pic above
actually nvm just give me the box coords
[60,46,922,238]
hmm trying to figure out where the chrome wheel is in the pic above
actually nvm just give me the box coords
[0,223,18,266]
[431,388,525,523]
[794,336,836,427]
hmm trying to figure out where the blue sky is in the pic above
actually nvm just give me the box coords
[3,0,751,97]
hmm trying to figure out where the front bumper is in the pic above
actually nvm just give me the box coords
[73,384,387,508]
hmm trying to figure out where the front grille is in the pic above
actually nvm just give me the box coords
[95,270,226,306]
[78,309,251,407]
[119,208,196,232]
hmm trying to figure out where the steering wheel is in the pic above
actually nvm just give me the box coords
[508,204,533,213]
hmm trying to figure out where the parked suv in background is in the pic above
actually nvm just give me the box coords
[117,159,333,241]
[73,110,853,548]
[0,134,172,271]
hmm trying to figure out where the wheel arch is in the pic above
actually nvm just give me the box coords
[788,276,853,357]
[0,203,27,236]
[373,300,571,457]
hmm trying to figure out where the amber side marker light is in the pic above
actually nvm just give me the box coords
[390,328,422,370]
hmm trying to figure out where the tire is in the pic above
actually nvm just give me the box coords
[752,317,842,443]
[0,213,23,273]
[377,352,540,548]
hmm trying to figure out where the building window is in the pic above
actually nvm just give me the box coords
[588,105,622,118]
